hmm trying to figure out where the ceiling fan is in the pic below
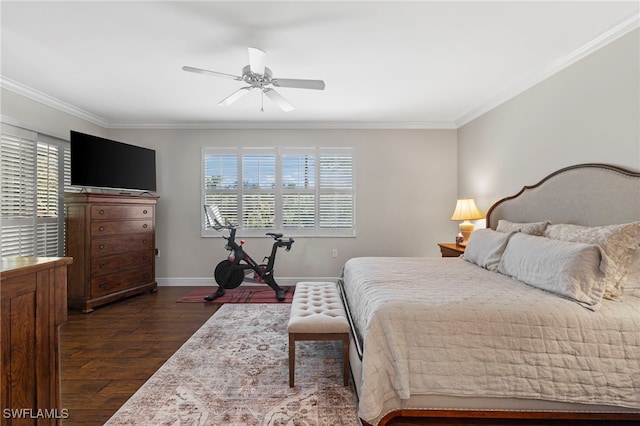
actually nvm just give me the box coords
[183,47,325,112]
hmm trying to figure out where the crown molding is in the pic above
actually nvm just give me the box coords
[455,12,640,128]
[104,120,458,130]
[0,76,109,128]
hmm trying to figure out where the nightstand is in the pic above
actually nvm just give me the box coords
[438,243,465,258]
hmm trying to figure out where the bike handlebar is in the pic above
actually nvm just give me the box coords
[206,205,294,250]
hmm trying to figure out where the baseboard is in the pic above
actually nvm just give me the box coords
[156,277,339,286]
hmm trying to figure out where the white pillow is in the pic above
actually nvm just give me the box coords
[496,220,549,236]
[498,233,606,310]
[544,222,640,301]
[463,229,514,271]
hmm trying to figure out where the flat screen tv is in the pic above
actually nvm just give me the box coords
[70,131,156,192]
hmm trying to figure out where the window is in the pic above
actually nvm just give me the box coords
[1,123,70,256]
[202,147,355,237]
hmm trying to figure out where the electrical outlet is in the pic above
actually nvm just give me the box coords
[332,249,338,258]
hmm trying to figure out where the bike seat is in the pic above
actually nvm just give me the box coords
[266,232,283,239]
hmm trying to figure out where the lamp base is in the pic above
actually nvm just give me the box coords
[459,221,475,246]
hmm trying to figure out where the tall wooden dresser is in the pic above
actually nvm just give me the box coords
[64,193,158,313]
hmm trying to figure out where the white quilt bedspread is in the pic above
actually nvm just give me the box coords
[340,257,640,423]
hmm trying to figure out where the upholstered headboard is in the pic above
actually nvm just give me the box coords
[486,163,640,230]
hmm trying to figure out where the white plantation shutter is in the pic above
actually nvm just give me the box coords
[202,146,354,237]
[37,139,58,217]
[282,149,316,229]
[319,149,354,229]
[242,150,276,229]
[2,127,37,219]
[203,150,239,225]
[1,123,68,257]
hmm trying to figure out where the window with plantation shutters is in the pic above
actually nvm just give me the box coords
[1,123,69,257]
[202,146,354,237]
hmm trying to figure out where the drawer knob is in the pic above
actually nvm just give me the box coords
[143,224,148,229]
[99,282,106,288]
[143,209,148,215]
[99,209,105,215]
[99,226,105,232]
[99,244,105,250]
[99,263,106,269]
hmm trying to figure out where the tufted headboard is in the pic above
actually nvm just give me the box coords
[486,163,640,230]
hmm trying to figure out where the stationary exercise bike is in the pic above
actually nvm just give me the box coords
[203,205,294,301]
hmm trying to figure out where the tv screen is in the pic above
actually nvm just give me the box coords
[70,131,156,192]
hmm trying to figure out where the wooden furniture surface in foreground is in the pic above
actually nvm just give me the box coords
[64,193,159,313]
[1,257,72,425]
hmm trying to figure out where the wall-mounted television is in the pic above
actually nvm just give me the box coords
[70,130,156,192]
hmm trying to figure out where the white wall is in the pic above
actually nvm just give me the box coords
[106,128,458,284]
[457,29,640,214]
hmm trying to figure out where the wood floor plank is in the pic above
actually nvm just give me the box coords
[60,286,221,425]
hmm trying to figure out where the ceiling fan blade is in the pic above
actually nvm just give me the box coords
[248,47,266,75]
[218,87,253,106]
[263,88,294,112]
[271,78,325,90]
[182,66,242,81]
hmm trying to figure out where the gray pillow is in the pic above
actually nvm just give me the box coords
[498,233,606,310]
[463,229,514,271]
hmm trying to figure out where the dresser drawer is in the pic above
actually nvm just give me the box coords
[91,219,153,236]
[91,204,154,220]
[91,267,153,297]
[91,233,154,257]
[91,249,153,276]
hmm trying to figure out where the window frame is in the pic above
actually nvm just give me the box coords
[201,146,355,238]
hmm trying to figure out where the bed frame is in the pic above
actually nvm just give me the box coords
[486,163,640,230]
[356,163,640,426]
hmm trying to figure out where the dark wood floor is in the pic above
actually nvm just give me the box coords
[59,287,639,426]
[60,286,221,425]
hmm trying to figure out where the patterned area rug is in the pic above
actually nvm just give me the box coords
[105,304,359,425]
[177,286,295,303]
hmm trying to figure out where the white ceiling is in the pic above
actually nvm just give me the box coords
[1,1,638,129]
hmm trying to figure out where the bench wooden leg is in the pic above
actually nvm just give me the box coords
[341,333,349,386]
[289,333,295,387]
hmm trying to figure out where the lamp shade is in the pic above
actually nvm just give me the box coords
[450,198,484,221]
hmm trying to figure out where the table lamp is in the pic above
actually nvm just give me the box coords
[450,198,484,246]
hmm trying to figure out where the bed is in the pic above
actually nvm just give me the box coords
[338,163,640,425]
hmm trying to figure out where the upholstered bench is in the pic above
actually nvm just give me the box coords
[287,281,350,387]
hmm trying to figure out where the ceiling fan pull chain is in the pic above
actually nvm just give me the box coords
[261,89,265,112]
